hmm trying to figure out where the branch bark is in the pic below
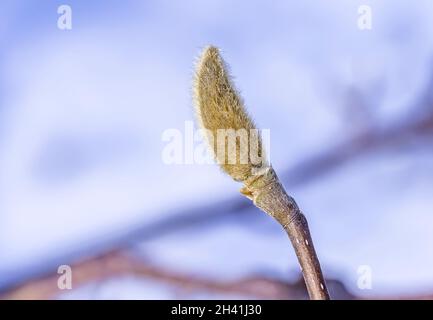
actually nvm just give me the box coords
[241,167,329,299]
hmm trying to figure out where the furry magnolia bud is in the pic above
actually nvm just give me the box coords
[193,46,268,182]
[192,46,329,300]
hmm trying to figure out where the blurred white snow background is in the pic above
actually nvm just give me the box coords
[1,0,433,299]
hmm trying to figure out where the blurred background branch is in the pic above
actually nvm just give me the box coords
[2,249,433,300]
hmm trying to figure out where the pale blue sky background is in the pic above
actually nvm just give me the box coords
[1,0,433,298]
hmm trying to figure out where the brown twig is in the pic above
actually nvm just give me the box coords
[241,167,329,299]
